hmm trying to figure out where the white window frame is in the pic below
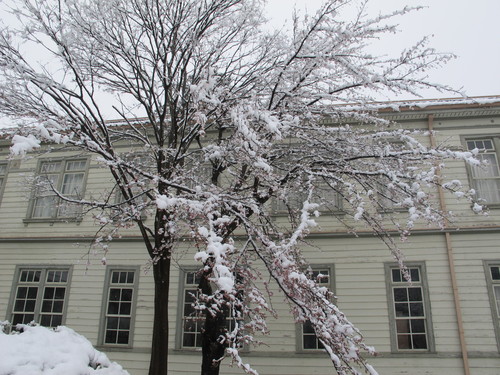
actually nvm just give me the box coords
[385,262,435,352]
[464,137,500,206]
[27,158,88,221]
[99,266,139,347]
[177,268,204,349]
[274,181,343,214]
[176,268,244,350]
[296,265,335,352]
[483,260,500,351]
[7,266,72,328]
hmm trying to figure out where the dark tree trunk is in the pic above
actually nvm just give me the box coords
[148,256,171,375]
[200,267,227,375]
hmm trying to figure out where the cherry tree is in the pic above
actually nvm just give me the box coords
[0,1,478,375]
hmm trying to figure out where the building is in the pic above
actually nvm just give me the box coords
[1,97,500,375]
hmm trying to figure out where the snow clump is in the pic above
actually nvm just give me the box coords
[0,323,129,375]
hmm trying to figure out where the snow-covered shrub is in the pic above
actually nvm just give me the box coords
[0,322,129,375]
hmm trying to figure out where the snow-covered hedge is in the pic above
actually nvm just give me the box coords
[0,323,129,375]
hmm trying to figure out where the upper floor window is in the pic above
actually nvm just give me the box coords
[30,159,87,220]
[300,266,334,351]
[466,138,500,204]
[386,264,434,352]
[8,266,71,328]
[100,267,139,347]
[484,261,500,350]
[275,183,342,214]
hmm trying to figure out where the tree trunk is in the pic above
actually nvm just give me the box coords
[200,267,226,375]
[149,256,171,375]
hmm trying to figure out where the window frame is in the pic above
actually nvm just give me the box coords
[295,264,335,352]
[483,260,500,351]
[176,267,245,351]
[176,267,204,350]
[272,182,343,215]
[98,266,140,348]
[25,157,90,223]
[0,161,8,207]
[6,265,73,328]
[462,135,500,207]
[384,262,435,353]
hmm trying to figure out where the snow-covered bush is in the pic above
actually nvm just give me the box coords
[0,322,129,375]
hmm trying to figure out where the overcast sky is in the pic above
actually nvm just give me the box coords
[266,0,500,100]
[0,0,498,129]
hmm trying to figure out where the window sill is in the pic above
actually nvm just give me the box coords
[23,217,83,225]
[272,209,346,217]
[95,345,135,352]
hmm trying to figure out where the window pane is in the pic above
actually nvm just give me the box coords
[303,320,315,334]
[41,300,53,313]
[183,333,197,347]
[397,335,411,349]
[395,303,409,317]
[396,319,410,334]
[121,289,133,301]
[408,288,422,301]
[410,268,420,282]
[412,334,428,349]
[491,266,500,280]
[392,269,401,282]
[41,162,61,173]
[117,331,129,344]
[44,288,55,299]
[119,318,130,330]
[105,330,117,344]
[411,319,426,333]
[52,301,64,313]
[107,317,118,329]
[16,287,27,299]
[108,302,119,315]
[119,302,131,315]
[66,160,86,171]
[109,289,121,301]
[33,195,57,218]
[303,334,318,349]
[410,303,424,317]
[394,288,407,302]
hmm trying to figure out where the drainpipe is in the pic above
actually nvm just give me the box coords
[428,114,470,375]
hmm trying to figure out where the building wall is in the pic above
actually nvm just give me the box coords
[1,101,500,375]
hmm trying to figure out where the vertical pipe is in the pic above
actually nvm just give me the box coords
[428,114,470,375]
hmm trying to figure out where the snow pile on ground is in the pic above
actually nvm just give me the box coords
[0,323,129,375]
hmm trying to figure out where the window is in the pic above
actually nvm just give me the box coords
[100,267,138,346]
[180,270,203,348]
[29,159,88,220]
[0,162,7,205]
[484,261,500,350]
[385,263,434,351]
[8,267,71,327]
[466,138,500,204]
[299,266,335,351]
[275,182,342,214]
[178,269,243,349]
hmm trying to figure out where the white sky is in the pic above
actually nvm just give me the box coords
[0,0,498,129]
[266,0,500,99]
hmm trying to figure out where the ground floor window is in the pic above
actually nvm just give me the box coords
[385,263,433,351]
[9,266,71,328]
